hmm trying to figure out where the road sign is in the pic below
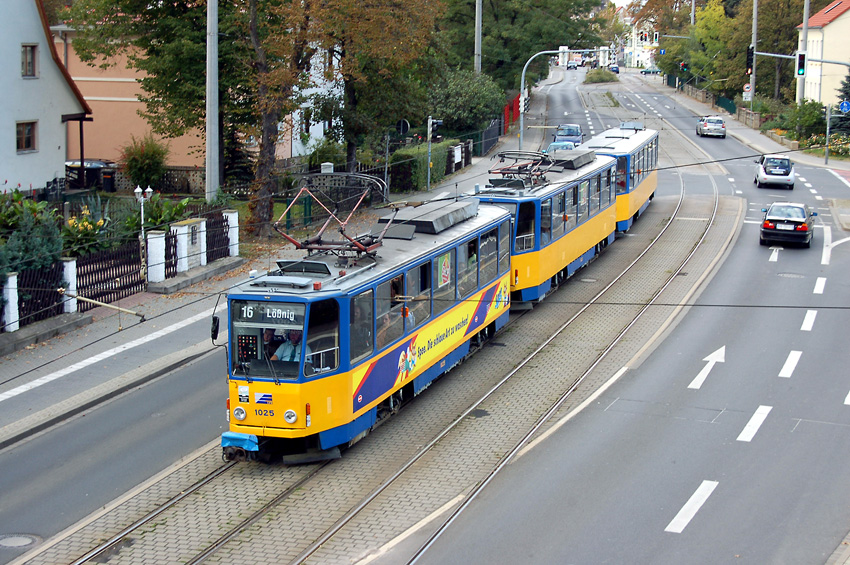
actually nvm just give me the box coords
[660,49,666,55]
[743,83,752,92]
[840,100,850,113]
[743,92,753,102]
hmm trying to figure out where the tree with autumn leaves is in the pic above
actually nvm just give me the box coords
[634,0,833,102]
[63,0,439,237]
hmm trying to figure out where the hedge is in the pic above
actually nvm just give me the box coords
[389,139,459,193]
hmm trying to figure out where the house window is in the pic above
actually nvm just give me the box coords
[21,45,37,77]
[16,121,37,152]
[302,108,312,135]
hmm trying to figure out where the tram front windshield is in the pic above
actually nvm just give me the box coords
[230,300,309,379]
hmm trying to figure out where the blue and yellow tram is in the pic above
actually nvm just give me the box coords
[475,149,618,303]
[219,200,511,462]
[584,123,659,232]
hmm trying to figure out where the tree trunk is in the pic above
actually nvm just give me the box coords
[246,0,280,239]
[345,78,358,173]
[774,60,782,100]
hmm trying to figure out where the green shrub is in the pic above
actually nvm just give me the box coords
[119,133,171,189]
[389,139,458,193]
[585,70,619,84]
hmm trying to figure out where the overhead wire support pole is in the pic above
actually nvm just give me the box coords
[519,50,561,151]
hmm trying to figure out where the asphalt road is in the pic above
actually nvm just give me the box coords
[413,72,850,564]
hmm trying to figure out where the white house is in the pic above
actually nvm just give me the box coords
[2,0,91,195]
[797,0,850,106]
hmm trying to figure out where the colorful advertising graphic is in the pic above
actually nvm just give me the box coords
[352,277,509,412]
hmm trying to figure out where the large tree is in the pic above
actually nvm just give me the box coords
[309,0,441,172]
[63,0,318,237]
[437,0,604,93]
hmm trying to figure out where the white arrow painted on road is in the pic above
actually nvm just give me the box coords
[688,346,726,389]
[769,246,782,262]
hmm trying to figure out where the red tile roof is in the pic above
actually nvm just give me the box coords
[797,0,850,29]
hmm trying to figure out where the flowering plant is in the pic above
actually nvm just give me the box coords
[62,205,109,256]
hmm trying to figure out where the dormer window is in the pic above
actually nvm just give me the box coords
[22,44,37,77]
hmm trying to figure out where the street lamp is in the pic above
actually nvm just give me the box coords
[134,185,153,282]
[134,185,154,241]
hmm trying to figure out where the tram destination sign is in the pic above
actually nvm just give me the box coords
[232,300,305,325]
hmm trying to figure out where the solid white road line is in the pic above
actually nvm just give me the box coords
[737,405,772,442]
[801,310,817,331]
[665,480,719,533]
[814,277,826,294]
[779,350,803,378]
[0,306,221,403]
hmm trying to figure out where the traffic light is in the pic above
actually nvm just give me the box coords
[746,45,754,75]
[521,94,530,113]
[681,61,689,72]
[796,51,807,77]
[653,31,659,43]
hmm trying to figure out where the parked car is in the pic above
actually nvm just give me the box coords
[553,123,584,147]
[759,202,816,247]
[641,67,662,75]
[754,153,795,189]
[566,60,578,70]
[696,116,726,138]
[609,64,619,74]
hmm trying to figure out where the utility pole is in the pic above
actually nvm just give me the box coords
[750,0,757,110]
[206,0,219,203]
[474,0,482,73]
[796,0,810,104]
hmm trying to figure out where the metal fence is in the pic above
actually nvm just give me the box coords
[76,241,145,313]
[480,118,502,156]
[206,214,230,262]
[165,230,178,279]
[16,263,65,328]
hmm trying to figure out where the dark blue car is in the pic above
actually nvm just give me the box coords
[553,123,583,147]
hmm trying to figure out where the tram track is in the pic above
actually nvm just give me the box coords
[17,79,739,565]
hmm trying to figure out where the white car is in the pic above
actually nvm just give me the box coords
[754,154,795,189]
[696,116,726,138]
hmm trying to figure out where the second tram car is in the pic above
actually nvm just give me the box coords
[219,200,512,462]
[584,123,659,232]
[475,148,618,304]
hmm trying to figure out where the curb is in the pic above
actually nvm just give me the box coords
[0,312,94,357]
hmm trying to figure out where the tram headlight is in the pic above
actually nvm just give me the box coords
[284,409,298,424]
[233,406,247,421]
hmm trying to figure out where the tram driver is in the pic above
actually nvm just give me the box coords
[271,329,312,363]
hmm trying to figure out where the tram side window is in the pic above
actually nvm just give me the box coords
[589,176,600,212]
[552,192,565,238]
[616,156,628,195]
[480,228,499,285]
[540,198,552,245]
[601,169,611,207]
[499,220,510,274]
[652,138,658,168]
[433,249,456,315]
[377,276,404,350]
[306,298,339,374]
[515,201,535,252]
[458,238,479,299]
[577,180,589,224]
[565,186,577,232]
[349,291,373,364]
[406,262,431,330]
